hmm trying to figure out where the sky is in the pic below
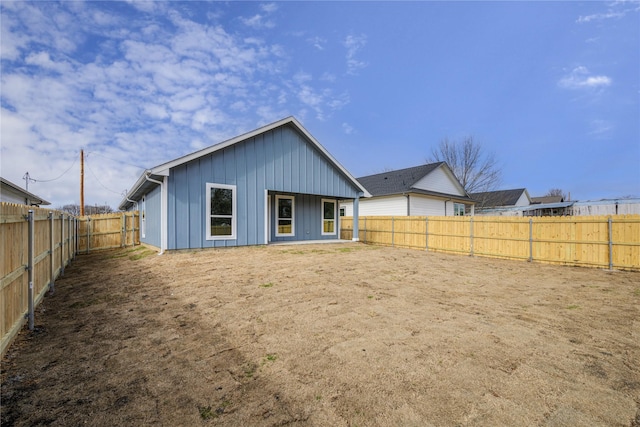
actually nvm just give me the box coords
[1,1,639,209]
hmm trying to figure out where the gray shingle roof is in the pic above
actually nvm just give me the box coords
[357,162,445,197]
[471,188,527,208]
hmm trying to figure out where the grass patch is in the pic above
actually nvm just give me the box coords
[633,288,640,297]
[198,405,216,420]
[566,304,580,310]
[265,353,277,362]
[129,249,155,261]
[260,282,275,288]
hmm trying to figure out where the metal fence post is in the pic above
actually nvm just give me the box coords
[528,218,533,262]
[27,210,35,331]
[49,212,55,294]
[391,217,395,247]
[425,217,429,251]
[608,216,613,270]
[60,213,65,275]
[363,217,367,243]
[468,217,473,256]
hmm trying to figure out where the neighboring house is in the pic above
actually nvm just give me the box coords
[531,195,564,204]
[118,117,370,252]
[340,162,474,217]
[471,188,531,216]
[0,177,51,207]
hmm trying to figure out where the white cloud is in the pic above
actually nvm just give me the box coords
[240,14,275,29]
[344,33,368,75]
[308,36,327,51]
[1,2,361,208]
[342,123,355,135]
[558,66,612,90]
[577,1,640,23]
[589,119,614,136]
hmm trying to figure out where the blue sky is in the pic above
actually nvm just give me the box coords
[1,1,638,209]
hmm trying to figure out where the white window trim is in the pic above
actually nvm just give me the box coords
[275,194,295,237]
[206,183,237,240]
[454,203,465,216]
[321,198,337,236]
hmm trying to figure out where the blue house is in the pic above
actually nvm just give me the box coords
[118,117,369,251]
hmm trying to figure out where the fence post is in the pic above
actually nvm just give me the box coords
[60,213,65,275]
[608,216,613,270]
[425,217,429,251]
[121,213,125,248]
[87,217,91,254]
[49,212,55,294]
[363,217,367,243]
[468,217,473,256]
[391,217,395,247]
[27,210,35,331]
[528,218,533,262]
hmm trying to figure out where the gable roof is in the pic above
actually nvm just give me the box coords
[356,162,473,201]
[1,177,51,206]
[119,117,369,209]
[471,188,530,208]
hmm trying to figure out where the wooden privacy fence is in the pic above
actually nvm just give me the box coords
[77,212,139,253]
[1,203,76,356]
[1,204,140,356]
[340,215,640,271]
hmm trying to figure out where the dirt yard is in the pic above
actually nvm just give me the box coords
[2,243,639,426]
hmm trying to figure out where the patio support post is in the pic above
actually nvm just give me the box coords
[352,195,360,242]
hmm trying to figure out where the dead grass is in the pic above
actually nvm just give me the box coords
[2,243,639,426]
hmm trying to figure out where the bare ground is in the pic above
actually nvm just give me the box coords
[2,243,639,427]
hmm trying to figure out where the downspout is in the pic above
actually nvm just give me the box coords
[144,173,165,255]
[405,194,410,216]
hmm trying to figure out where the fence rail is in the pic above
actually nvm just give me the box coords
[340,215,640,271]
[1,204,140,356]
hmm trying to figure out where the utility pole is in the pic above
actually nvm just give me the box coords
[80,149,85,216]
[23,172,35,191]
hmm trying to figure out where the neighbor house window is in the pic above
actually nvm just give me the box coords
[454,203,465,216]
[276,195,295,236]
[322,199,336,235]
[206,183,236,240]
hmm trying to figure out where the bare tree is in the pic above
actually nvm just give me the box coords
[56,204,114,215]
[545,188,567,199]
[428,136,502,194]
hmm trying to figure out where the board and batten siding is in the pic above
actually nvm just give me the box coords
[412,167,465,196]
[141,184,162,248]
[166,124,360,249]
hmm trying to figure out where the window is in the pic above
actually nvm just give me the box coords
[339,206,345,217]
[206,183,236,240]
[322,199,336,235]
[276,195,294,236]
[454,203,465,216]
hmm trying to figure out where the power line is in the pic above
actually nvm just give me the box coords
[84,157,125,196]
[85,151,147,170]
[30,153,78,183]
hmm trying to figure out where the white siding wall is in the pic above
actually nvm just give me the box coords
[409,195,446,216]
[514,193,530,207]
[341,196,408,217]
[412,167,465,196]
[0,190,25,204]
